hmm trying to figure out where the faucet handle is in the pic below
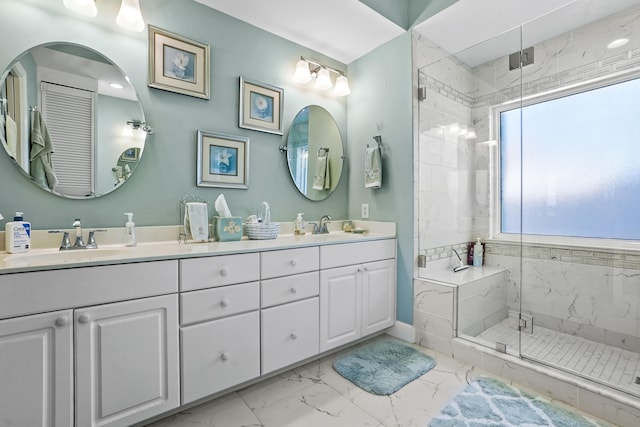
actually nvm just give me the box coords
[86,229,107,249]
[49,230,71,250]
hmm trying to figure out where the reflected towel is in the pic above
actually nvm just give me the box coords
[365,146,382,189]
[29,110,58,190]
[5,114,17,159]
[312,155,330,190]
[184,202,209,241]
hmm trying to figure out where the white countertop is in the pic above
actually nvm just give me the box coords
[0,221,396,274]
[417,265,507,287]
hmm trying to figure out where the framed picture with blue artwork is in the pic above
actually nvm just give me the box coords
[148,25,210,99]
[197,130,249,189]
[239,77,283,135]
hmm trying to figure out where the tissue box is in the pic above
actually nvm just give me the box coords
[212,216,243,242]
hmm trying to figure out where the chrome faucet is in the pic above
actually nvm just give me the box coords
[72,218,84,248]
[49,219,106,250]
[312,215,332,234]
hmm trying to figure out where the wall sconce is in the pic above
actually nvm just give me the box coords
[123,119,153,136]
[293,57,350,96]
[63,0,145,32]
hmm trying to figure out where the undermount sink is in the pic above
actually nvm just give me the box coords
[5,247,128,264]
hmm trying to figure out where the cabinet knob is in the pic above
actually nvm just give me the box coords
[290,286,298,294]
[290,332,298,340]
[290,259,297,266]
[220,267,229,276]
[357,268,362,273]
[221,352,230,361]
[78,314,90,324]
[55,317,68,327]
[220,298,230,308]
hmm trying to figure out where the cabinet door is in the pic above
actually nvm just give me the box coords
[262,297,319,374]
[362,259,396,336]
[75,294,179,427]
[0,310,73,427]
[181,311,260,405]
[320,265,361,352]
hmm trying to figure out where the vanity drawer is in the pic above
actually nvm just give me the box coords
[261,297,319,375]
[0,260,178,320]
[180,253,260,291]
[260,247,319,279]
[261,272,319,308]
[180,281,259,326]
[181,311,260,404]
[320,239,396,269]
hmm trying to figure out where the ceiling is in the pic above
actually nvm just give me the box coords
[195,0,640,66]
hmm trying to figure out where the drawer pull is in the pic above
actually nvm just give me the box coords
[220,298,230,308]
[220,267,229,277]
[357,268,362,273]
[290,286,298,294]
[78,314,90,324]
[55,317,68,327]
[290,259,297,266]
[290,332,298,340]
[221,352,230,361]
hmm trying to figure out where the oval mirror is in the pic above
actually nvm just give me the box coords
[286,105,343,201]
[0,43,148,198]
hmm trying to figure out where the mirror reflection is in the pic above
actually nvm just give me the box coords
[0,43,147,198]
[286,105,343,201]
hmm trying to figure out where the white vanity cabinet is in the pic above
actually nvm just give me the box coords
[0,310,73,427]
[319,239,396,352]
[75,294,180,427]
[179,254,261,405]
[0,260,180,427]
[260,247,320,374]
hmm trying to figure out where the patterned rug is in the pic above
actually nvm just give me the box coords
[429,377,609,427]
[333,339,436,396]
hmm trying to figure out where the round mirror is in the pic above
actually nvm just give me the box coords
[0,43,148,198]
[286,105,343,200]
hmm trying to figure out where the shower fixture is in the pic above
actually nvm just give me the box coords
[452,248,469,272]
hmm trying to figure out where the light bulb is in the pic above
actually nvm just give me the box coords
[293,59,312,84]
[116,0,145,32]
[314,68,332,91]
[63,0,97,17]
[333,75,351,96]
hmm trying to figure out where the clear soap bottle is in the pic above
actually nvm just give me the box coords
[294,213,305,235]
[124,212,137,247]
[473,238,483,267]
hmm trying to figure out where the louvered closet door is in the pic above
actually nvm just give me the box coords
[41,81,95,197]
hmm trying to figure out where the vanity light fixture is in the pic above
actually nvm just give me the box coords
[63,0,146,32]
[125,119,153,135]
[293,57,350,96]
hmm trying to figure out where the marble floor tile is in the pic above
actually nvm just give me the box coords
[144,334,617,427]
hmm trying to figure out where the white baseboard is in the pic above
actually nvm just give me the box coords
[387,321,415,343]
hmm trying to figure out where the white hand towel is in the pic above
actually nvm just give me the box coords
[365,146,382,189]
[184,202,209,241]
[312,155,330,190]
[5,114,17,159]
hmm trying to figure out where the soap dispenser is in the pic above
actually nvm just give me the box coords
[294,213,305,235]
[124,213,137,247]
[5,212,31,253]
[473,238,483,267]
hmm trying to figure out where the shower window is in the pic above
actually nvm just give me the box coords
[497,74,640,243]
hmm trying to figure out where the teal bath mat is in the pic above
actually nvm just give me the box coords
[429,377,610,427]
[333,340,436,395]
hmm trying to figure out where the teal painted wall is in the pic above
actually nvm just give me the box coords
[347,33,414,324]
[0,0,348,229]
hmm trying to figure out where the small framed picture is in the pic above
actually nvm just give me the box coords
[148,25,210,99]
[119,147,139,162]
[239,77,283,135]
[197,130,249,189]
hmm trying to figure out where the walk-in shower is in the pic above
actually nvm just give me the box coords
[415,1,640,398]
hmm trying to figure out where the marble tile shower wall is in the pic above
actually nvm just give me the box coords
[415,4,640,348]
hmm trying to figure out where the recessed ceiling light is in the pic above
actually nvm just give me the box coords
[110,83,124,89]
[607,38,629,49]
